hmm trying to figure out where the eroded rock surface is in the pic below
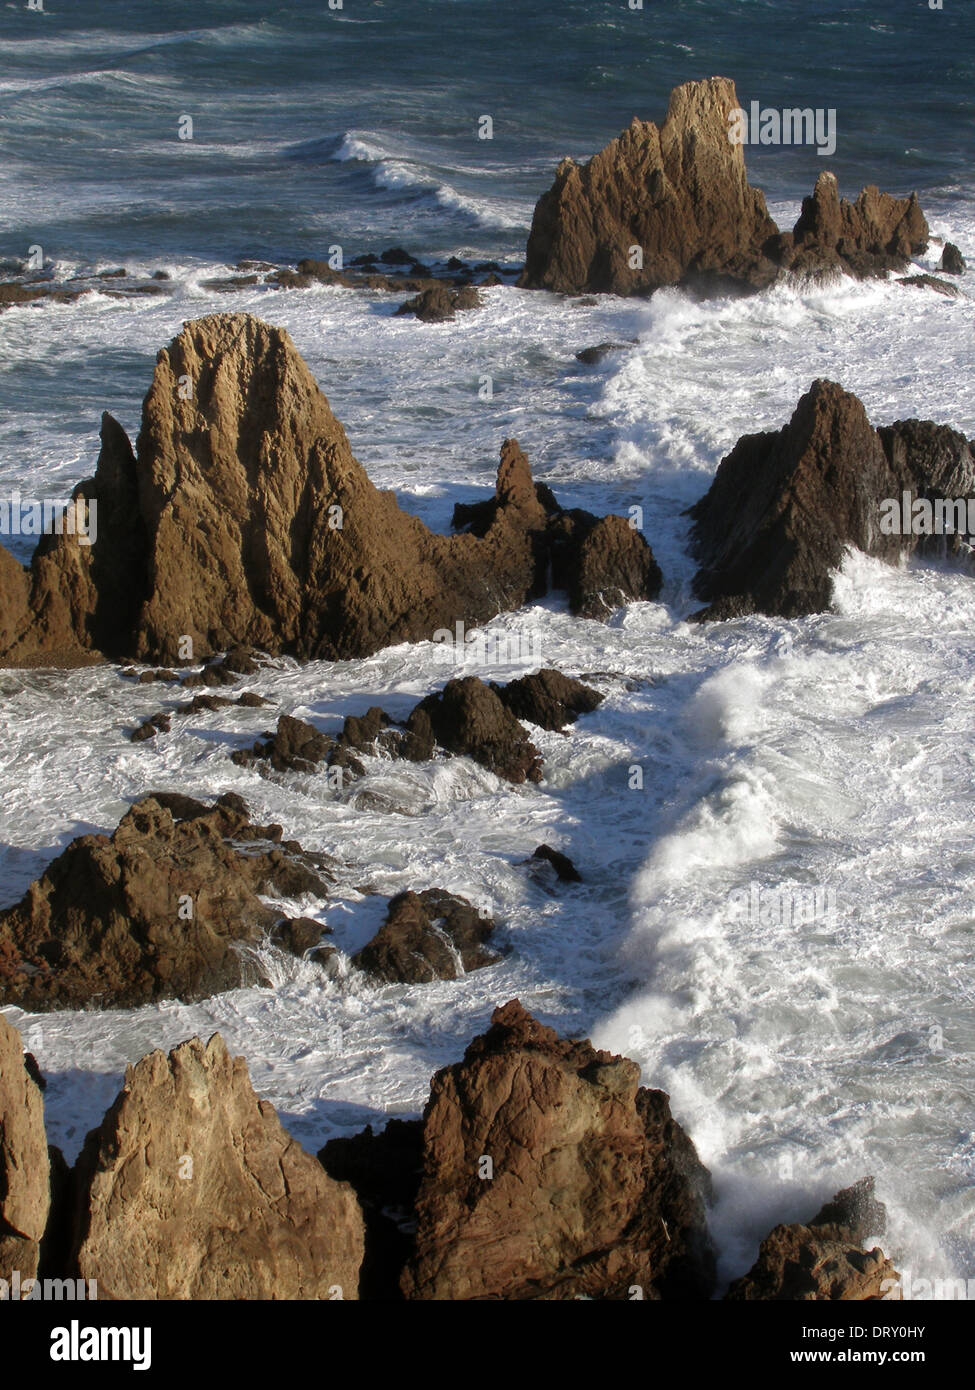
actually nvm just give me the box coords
[726,1178,898,1300]
[0,794,331,1010]
[401,1000,715,1300]
[70,1034,365,1300]
[0,1014,51,1286]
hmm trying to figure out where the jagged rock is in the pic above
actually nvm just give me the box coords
[396,285,483,322]
[520,78,778,297]
[319,1119,424,1300]
[0,794,332,1010]
[786,172,929,280]
[351,889,499,983]
[726,1178,897,1300]
[939,242,966,274]
[898,273,961,298]
[494,668,603,731]
[232,706,395,782]
[521,79,929,299]
[70,1034,364,1299]
[0,1014,50,1286]
[531,844,582,882]
[406,677,543,784]
[452,440,661,615]
[0,316,659,670]
[688,379,975,619]
[402,1000,715,1300]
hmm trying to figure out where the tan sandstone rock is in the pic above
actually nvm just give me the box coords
[70,1034,365,1300]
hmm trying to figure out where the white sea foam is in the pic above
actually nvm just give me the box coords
[0,195,973,1288]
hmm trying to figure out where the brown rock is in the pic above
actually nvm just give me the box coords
[520,78,778,297]
[70,1034,364,1299]
[0,1014,51,1287]
[530,844,582,882]
[788,172,929,280]
[396,284,483,322]
[0,795,332,1010]
[726,1178,897,1300]
[688,379,975,619]
[406,677,543,784]
[494,668,603,731]
[939,242,966,275]
[402,999,715,1300]
[351,889,499,983]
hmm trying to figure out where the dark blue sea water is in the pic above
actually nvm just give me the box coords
[1,0,972,266]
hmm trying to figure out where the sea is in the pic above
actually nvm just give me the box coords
[0,0,973,1292]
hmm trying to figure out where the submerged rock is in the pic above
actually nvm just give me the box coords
[726,1178,898,1300]
[70,1034,365,1300]
[396,284,482,322]
[351,888,500,983]
[401,1000,715,1300]
[0,794,332,1010]
[530,844,582,882]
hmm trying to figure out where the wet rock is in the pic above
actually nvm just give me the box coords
[531,844,582,882]
[494,668,603,731]
[785,172,929,280]
[575,342,632,365]
[520,77,778,297]
[939,242,966,274]
[897,273,961,298]
[70,1034,365,1299]
[396,285,483,322]
[351,889,499,983]
[406,677,543,784]
[688,379,975,619]
[726,1178,898,1300]
[0,795,332,1010]
[401,1000,715,1300]
[0,1014,51,1286]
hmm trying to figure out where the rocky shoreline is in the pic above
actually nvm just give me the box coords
[1,73,970,1301]
[1,1006,899,1300]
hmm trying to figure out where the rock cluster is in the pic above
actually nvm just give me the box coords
[231,670,603,787]
[520,78,929,298]
[0,317,660,670]
[0,1010,903,1301]
[0,793,332,1011]
[688,379,975,619]
[726,1179,897,1300]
